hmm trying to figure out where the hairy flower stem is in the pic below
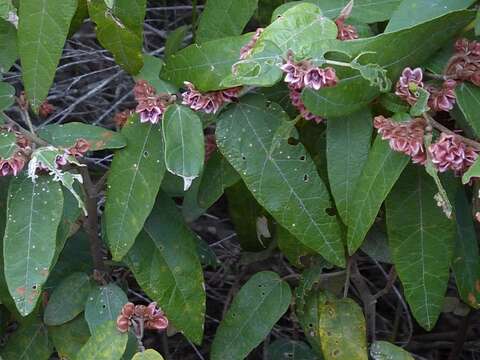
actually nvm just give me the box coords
[423,112,480,151]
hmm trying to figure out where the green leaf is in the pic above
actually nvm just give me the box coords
[85,283,128,333]
[43,272,92,326]
[162,104,205,191]
[277,225,316,268]
[161,34,251,92]
[197,0,258,43]
[76,321,128,360]
[0,82,15,112]
[386,165,455,330]
[302,10,475,118]
[326,108,372,224]
[0,131,17,159]
[456,82,480,138]
[0,0,15,20]
[0,19,17,73]
[87,0,145,75]
[132,349,165,360]
[68,0,89,37]
[18,0,77,111]
[386,0,475,32]
[272,0,402,23]
[266,339,318,360]
[197,150,240,209]
[216,96,345,266]
[38,122,127,151]
[452,189,480,308]
[165,25,188,58]
[476,9,480,36]
[410,87,431,116]
[462,156,480,185]
[4,175,64,316]
[260,3,337,57]
[347,136,409,254]
[49,315,91,360]
[318,296,368,360]
[0,321,53,360]
[104,116,165,261]
[370,341,414,360]
[125,192,205,344]
[211,271,292,360]
[135,55,178,94]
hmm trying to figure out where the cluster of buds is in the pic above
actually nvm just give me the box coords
[117,302,168,334]
[446,38,480,86]
[0,128,31,177]
[395,67,457,112]
[335,0,359,41]
[38,139,90,171]
[239,28,264,60]
[374,116,479,175]
[374,116,427,165]
[134,80,175,124]
[289,88,323,124]
[38,101,55,118]
[181,82,242,114]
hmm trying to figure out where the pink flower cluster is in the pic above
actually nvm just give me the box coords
[239,28,264,60]
[429,133,478,174]
[181,82,242,114]
[0,128,31,177]
[117,302,168,334]
[289,88,323,124]
[446,38,480,86]
[395,67,457,112]
[335,1,359,41]
[134,80,174,124]
[374,116,427,164]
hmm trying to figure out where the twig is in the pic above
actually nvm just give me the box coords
[1,111,48,146]
[423,113,480,150]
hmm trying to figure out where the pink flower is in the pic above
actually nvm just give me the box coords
[281,60,306,90]
[239,28,264,60]
[374,115,427,164]
[220,87,242,102]
[0,151,28,176]
[304,67,338,90]
[429,133,478,174]
[289,86,323,124]
[427,80,457,112]
[137,104,163,124]
[144,302,169,331]
[446,38,480,86]
[133,80,170,124]
[182,82,239,114]
[335,0,359,40]
[395,67,424,105]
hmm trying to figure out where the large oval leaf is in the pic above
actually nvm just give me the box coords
[49,315,91,360]
[87,0,145,74]
[132,349,165,360]
[0,130,17,159]
[302,10,475,118]
[370,341,414,360]
[38,122,127,151]
[386,165,455,330]
[43,272,92,326]
[18,0,77,111]
[125,192,205,344]
[326,108,372,224]
[216,96,345,266]
[162,104,205,191]
[85,283,128,333]
[0,321,52,360]
[76,321,128,360]
[4,175,64,316]
[104,116,165,261]
[0,81,15,113]
[347,136,409,254]
[456,82,480,138]
[0,18,17,73]
[211,271,292,360]
[197,0,258,43]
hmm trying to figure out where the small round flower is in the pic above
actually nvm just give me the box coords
[281,60,305,90]
[181,82,235,114]
[289,87,323,124]
[395,67,424,105]
[427,80,457,112]
[143,302,169,331]
[428,133,478,174]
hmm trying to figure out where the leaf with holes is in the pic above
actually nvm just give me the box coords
[386,165,455,330]
[452,189,480,309]
[456,82,480,138]
[76,321,128,360]
[0,321,53,360]
[0,130,17,159]
[197,0,258,43]
[302,10,475,118]
[43,272,92,326]
[132,349,165,360]
[87,0,145,74]
[18,0,77,111]
[326,108,372,224]
[104,116,165,261]
[162,104,205,191]
[0,81,15,112]
[38,122,127,151]
[370,341,414,360]
[211,271,292,360]
[161,34,251,92]
[347,136,409,254]
[3,174,63,316]
[49,315,91,360]
[216,96,345,266]
[85,283,128,333]
[266,339,319,360]
[125,191,205,344]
